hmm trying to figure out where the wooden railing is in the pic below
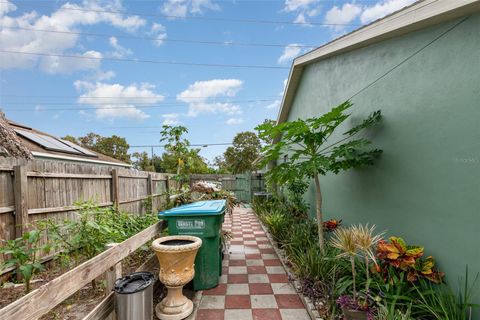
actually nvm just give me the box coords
[0,221,165,320]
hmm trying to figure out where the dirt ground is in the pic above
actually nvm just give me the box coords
[0,247,157,319]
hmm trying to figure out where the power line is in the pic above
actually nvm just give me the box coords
[0,50,289,70]
[349,16,469,100]
[4,1,362,27]
[1,26,318,49]
[0,94,280,99]
[130,143,233,148]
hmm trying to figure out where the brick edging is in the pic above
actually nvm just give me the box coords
[256,212,324,320]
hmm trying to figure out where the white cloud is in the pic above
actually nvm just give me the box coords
[177,79,243,117]
[284,0,321,25]
[0,0,146,73]
[161,0,219,19]
[325,3,361,30]
[278,44,303,64]
[40,50,103,74]
[265,100,281,110]
[162,113,180,125]
[108,37,132,58]
[226,118,244,125]
[360,0,416,24]
[150,23,167,47]
[90,70,116,81]
[284,0,318,12]
[0,0,16,16]
[74,81,164,120]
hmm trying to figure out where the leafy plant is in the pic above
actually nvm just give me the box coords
[331,227,359,299]
[256,101,382,249]
[43,201,157,288]
[323,219,342,233]
[262,210,293,246]
[352,225,384,295]
[160,125,196,187]
[376,302,413,320]
[284,178,310,219]
[0,229,52,293]
[377,237,444,283]
[414,267,479,320]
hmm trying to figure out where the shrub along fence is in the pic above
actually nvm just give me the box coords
[0,157,175,274]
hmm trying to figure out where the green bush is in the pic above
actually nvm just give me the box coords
[44,201,158,263]
[262,210,294,246]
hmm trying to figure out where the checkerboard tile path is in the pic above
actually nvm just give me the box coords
[196,207,310,320]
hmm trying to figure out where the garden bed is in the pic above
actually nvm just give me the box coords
[252,196,478,320]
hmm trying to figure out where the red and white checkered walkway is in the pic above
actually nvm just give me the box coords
[195,207,310,320]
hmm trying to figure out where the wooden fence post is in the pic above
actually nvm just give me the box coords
[111,169,119,210]
[13,165,28,238]
[105,243,122,320]
[165,175,170,206]
[147,173,154,214]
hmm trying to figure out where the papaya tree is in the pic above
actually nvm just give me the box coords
[256,101,382,250]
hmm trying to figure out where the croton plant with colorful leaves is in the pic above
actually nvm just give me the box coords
[376,236,444,283]
[323,219,342,232]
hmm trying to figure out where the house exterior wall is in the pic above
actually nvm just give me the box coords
[285,13,480,294]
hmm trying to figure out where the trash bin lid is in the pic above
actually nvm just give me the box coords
[159,200,226,217]
[114,272,154,294]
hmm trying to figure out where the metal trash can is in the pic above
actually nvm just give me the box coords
[158,200,226,290]
[114,272,154,320]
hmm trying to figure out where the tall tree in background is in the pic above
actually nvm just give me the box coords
[212,155,229,173]
[160,125,190,179]
[159,149,211,174]
[62,133,131,163]
[223,131,261,174]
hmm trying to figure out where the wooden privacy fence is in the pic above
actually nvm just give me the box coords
[0,221,165,320]
[0,158,175,270]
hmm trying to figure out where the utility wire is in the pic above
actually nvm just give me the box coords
[0,94,279,99]
[1,26,318,49]
[0,50,289,70]
[348,16,469,100]
[130,143,233,148]
[3,1,362,27]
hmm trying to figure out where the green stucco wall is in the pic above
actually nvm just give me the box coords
[286,14,480,302]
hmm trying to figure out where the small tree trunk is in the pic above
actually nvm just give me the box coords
[351,256,357,300]
[314,174,325,250]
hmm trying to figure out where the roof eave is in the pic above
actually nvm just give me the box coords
[277,0,480,125]
[32,151,132,168]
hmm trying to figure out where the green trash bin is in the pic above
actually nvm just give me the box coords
[158,200,226,290]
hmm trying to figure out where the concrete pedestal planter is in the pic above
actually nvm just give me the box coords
[152,235,202,320]
[342,308,368,320]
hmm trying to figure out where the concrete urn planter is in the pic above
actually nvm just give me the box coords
[152,235,202,320]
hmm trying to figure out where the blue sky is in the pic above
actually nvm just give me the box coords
[0,0,415,162]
